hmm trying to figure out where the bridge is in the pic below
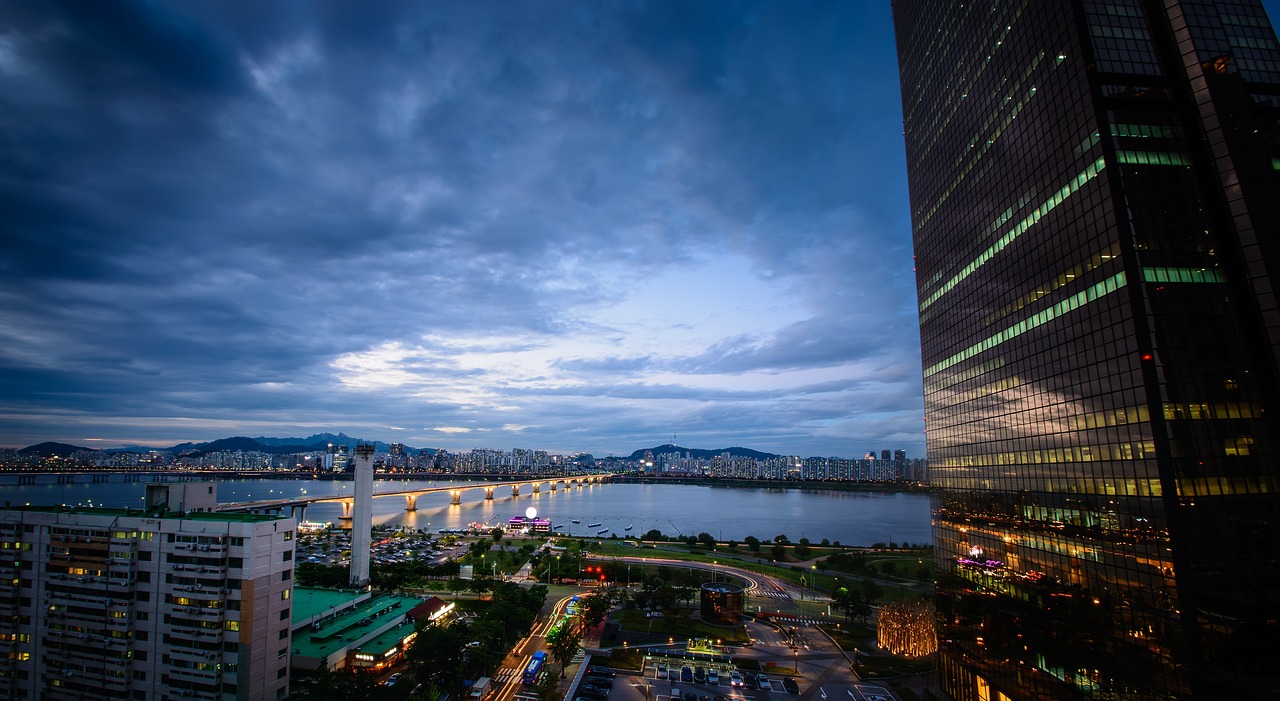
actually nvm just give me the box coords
[217,474,615,519]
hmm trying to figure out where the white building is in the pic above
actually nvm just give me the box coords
[0,484,295,701]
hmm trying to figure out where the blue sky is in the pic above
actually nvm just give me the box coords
[0,1,991,458]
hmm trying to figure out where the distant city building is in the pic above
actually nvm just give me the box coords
[895,0,1280,698]
[0,483,294,701]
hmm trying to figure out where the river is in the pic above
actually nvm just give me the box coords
[0,475,932,546]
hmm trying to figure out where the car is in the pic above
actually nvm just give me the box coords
[742,673,758,690]
[757,675,771,690]
[694,668,706,684]
[657,663,668,680]
[589,666,616,678]
[684,693,697,701]
[682,667,693,682]
[579,685,610,699]
[707,670,719,686]
[782,677,799,694]
[729,671,744,687]
[386,673,402,687]
[669,689,682,701]
[587,677,614,688]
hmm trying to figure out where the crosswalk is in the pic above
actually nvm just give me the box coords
[752,589,793,600]
[493,669,519,684]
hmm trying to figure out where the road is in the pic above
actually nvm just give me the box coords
[490,592,582,701]
[583,553,828,605]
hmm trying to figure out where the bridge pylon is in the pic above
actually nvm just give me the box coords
[450,490,462,505]
[405,495,418,511]
[485,487,495,500]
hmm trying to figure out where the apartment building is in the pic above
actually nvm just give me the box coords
[0,484,295,701]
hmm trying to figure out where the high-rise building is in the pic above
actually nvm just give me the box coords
[0,484,294,701]
[894,1,1280,699]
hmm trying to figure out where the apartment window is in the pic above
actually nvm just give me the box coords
[278,667,287,679]
[135,631,148,641]
[135,611,149,621]
[138,551,151,561]
[225,642,239,653]
[137,571,150,583]
[281,590,290,600]
[228,558,243,568]
[277,648,287,659]
[281,570,292,581]
[279,608,289,620]
[133,671,146,681]
[225,621,240,632]
[134,651,147,661]
[283,531,293,541]
[282,551,292,562]
[226,600,240,611]
[278,629,288,640]
[230,538,244,547]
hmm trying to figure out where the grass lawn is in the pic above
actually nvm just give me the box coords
[611,610,751,644]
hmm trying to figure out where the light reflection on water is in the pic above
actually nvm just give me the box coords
[0,476,931,545]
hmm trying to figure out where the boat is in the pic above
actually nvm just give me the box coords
[571,519,581,524]
[597,529,609,535]
[624,525,633,531]
[588,522,602,528]
[554,524,565,530]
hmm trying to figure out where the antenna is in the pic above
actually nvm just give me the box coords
[672,430,677,447]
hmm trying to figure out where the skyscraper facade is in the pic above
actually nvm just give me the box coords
[893,1,1280,699]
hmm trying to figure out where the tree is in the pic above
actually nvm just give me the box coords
[860,578,885,604]
[794,543,812,560]
[820,538,831,547]
[491,527,504,542]
[774,534,790,544]
[771,544,787,561]
[644,529,665,541]
[697,532,716,547]
[832,587,871,624]
[546,625,583,677]
[744,536,761,553]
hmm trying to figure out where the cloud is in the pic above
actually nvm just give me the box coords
[0,0,923,458]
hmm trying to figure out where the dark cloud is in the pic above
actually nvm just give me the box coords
[0,0,925,457]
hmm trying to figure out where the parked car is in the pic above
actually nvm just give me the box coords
[579,685,610,700]
[657,663,668,680]
[589,666,616,678]
[742,673,758,690]
[782,677,799,694]
[757,675,771,690]
[669,689,681,701]
[386,673,402,687]
[682,667,694,682]
[587,677,614,688]
[707,670,719,686]
[694,668,706,684]
[684,693,697,701]
[729,671,744,687]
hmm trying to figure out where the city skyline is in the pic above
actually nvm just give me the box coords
[1,1,924,458]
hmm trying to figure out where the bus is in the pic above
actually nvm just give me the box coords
[522,651,547,685]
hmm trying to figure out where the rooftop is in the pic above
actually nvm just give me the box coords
[291,590,424,661]
[1,504,287,523]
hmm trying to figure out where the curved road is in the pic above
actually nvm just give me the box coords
[584,554,829,604]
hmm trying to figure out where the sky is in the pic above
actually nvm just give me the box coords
[0,0,923,458]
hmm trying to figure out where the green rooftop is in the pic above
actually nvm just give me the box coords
[290,590,425,661]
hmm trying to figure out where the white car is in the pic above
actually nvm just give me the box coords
[707,670,719,685]
[656,664,668,680]
[729,671,743,687]
[757,675,771,690]
[386,673,402,687]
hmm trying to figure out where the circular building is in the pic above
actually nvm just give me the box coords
[699,582,744,625]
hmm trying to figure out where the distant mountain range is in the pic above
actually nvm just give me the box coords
[620,444,781,461]
[18,433,428,458]
[17,438,781,461]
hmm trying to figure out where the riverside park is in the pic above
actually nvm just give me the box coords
[292,527,944,701]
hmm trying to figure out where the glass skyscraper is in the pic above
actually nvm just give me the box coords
[893,1,1280,699]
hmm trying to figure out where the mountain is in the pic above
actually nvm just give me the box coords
[19,441,93,457]
[622,444,781,461]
